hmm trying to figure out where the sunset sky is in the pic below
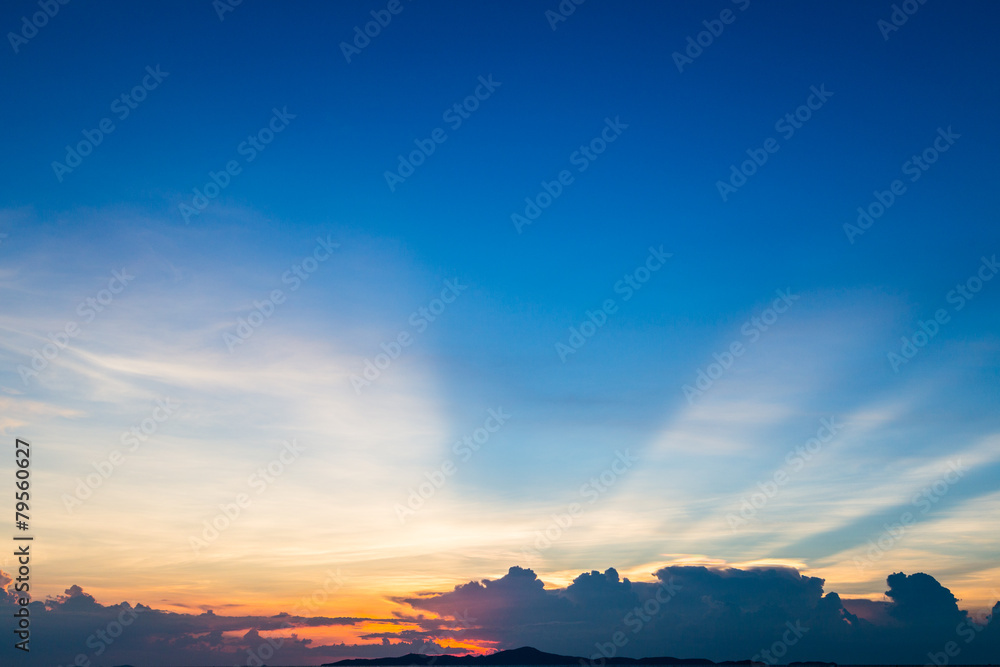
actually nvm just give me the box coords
[1,1,1000,665]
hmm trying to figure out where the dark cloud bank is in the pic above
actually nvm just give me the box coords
[2,565,999,666]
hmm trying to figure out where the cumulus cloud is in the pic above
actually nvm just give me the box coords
[2,566,998,665]
[403,565,1000,664]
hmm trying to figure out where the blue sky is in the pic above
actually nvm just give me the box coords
[1,0,1000,664]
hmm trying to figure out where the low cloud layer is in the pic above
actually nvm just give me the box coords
[2,565,998,665]
[402,566,1000,664]
[0,577,456,666]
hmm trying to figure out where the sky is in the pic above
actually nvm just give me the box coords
[1,0,1000,665]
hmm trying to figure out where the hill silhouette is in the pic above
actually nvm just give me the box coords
[323,646,785,666]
